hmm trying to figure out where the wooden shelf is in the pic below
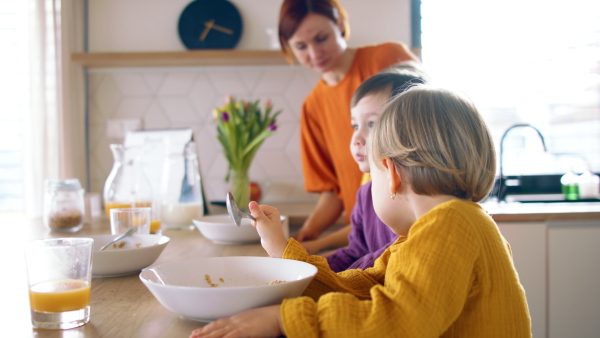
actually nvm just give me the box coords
[71,50,289,68]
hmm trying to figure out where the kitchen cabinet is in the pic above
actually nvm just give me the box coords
[548,220,600,338]
[498,222,547,338]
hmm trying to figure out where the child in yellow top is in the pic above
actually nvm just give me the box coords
[190,85,532,337]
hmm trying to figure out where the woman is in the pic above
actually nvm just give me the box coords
[278,0,420,244]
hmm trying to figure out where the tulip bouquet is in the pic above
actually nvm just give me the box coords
[214,95,281,207]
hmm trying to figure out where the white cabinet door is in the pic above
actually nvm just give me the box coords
[548,220,600,338]
[498,222,547,338]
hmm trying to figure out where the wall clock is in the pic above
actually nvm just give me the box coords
[178,0,243,50]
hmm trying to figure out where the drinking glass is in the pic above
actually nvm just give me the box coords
[110,207,151,235]
[25,238,94,330]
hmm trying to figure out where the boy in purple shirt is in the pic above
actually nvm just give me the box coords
[326,64,428,272]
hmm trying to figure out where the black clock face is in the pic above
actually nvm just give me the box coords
[178,0,243,50]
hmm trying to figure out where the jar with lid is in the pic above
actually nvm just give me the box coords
[560,170,580,201]
[43,179,85,232]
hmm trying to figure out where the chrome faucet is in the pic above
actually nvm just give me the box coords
[497,123,548,202]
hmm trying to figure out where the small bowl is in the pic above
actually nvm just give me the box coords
[193,214,289,244]
[139,256,317,322]
[89,234,170,277]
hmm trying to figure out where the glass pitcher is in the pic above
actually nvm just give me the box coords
[161,141,205,230]
[103,144,154,222]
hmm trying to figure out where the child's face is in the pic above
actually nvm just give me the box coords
[350,90,390,173]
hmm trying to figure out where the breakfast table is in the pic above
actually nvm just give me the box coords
[1,205,311,338]
[4,200,600,337]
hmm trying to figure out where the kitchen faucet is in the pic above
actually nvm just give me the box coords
[497,123,548,202]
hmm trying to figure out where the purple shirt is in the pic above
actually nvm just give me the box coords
[326,181,398,272]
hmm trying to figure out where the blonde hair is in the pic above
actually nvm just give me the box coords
[369,85,496,202]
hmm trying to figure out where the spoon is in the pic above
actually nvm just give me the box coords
[226,192,255,227]
[100,227,137,251]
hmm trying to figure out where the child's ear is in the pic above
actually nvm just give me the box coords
[382,158,401,196]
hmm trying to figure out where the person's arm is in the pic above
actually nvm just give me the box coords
[293,191,343,242]
[300,224,352,255]
[346,238,396,270]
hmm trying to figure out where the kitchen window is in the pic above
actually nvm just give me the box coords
[420,0,600,175]
[0,2,26,212]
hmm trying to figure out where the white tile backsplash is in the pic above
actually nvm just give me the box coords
[88,66,319,204]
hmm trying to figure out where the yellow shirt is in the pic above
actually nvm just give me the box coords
[281,200,531,337]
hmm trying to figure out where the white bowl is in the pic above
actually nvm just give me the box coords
[139,256,317,322]
[88,234,170,277]
[193,214,289,244]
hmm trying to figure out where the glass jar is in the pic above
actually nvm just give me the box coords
[161,141,205,230]
[43,179,85,232]
[560,170,580,201]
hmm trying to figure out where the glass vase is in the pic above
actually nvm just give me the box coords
[231,169,250,211]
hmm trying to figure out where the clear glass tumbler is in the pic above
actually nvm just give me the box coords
[110,207,151,235]
[25,238,94,330]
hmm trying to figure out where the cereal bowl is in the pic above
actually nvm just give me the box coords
[139,256,317,322]
[193,214,289,244]
[88,234,170,277]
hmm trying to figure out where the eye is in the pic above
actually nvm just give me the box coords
[351,123,359,131]
[368,121,376,128]
[293,43,307,51]
[315,35,328,43]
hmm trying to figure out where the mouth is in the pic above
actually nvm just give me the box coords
[354,154,366,162]
[313,59,329,68]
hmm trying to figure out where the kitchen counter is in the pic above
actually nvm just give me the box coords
[224,200,600,226]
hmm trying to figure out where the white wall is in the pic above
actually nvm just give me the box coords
[89,0,411,51]
[86,0,413,203]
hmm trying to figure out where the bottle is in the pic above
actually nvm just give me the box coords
[560,170,580,201]
[161,141,205,230]
[103,144,153,219]
[43,179,85,232]
[578,170,600,199]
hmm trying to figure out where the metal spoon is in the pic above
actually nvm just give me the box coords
[100,227,137,251]
[226,192,255,227]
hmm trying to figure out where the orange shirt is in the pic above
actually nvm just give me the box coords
[300,42,419,222]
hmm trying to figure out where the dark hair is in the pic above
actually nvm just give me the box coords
[351,62,429,108]
[278,0,350,64]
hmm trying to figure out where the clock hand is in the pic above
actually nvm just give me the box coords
[212,23,234,35]
[200,19,214,41]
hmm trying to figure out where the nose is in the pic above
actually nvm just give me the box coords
[352,130,366,146]
[307,44,323,60]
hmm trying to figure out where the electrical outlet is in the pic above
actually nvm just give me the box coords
[106,119,142,139]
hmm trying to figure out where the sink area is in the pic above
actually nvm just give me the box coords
[491,174,600,204]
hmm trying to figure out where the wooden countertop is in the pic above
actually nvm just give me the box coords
[2,216,271,337]
[3,199,599,336]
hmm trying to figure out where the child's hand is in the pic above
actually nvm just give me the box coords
[248,201,288,258]
[190,305,283,338]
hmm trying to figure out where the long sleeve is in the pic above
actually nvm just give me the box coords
[327,182,398,272]
[281,200,531,338]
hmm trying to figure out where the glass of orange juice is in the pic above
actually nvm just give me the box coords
[110,207,151,235]
[24,238,93,330]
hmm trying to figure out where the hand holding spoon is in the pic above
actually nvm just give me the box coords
[226,192,255,227]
